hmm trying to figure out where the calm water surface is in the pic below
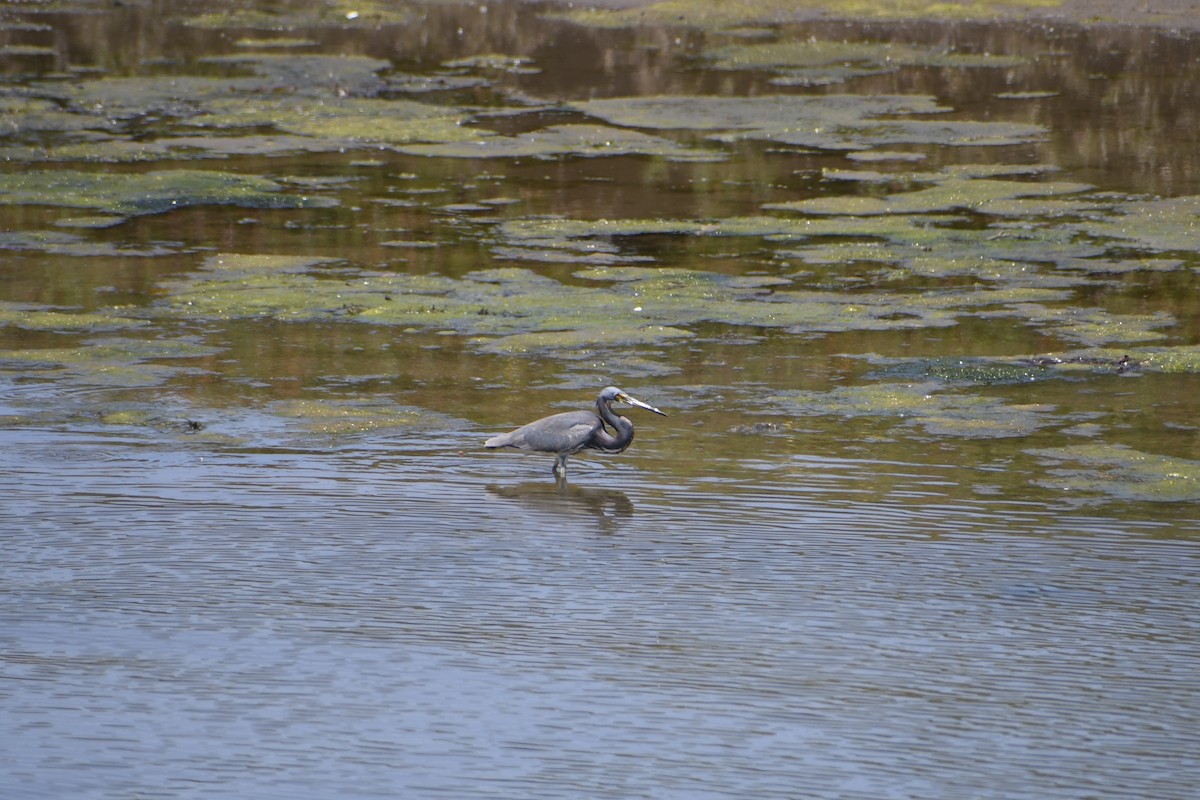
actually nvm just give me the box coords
[5,426,1198,799]
[2,1,1199,798]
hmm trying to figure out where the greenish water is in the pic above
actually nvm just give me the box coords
[2,2,1198,799]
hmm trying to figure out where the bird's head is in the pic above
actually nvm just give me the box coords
[600,386,667,416]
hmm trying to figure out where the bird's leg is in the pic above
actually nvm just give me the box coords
[553,453,568,478]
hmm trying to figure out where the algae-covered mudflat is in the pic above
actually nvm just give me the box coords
[2,4,1199,797]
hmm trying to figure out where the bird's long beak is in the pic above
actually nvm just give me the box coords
[619,392,667,416]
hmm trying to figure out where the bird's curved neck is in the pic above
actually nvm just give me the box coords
[594,398,634,453]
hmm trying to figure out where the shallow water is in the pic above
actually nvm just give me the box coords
[2,1,1200,798]
[5,426,1199,799]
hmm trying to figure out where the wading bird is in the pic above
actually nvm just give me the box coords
[484,386,667,478]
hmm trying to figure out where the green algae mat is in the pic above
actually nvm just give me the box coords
[1,0,1199,509]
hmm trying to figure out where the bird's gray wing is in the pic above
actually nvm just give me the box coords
[485,411,600,453]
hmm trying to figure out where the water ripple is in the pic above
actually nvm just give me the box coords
[2,428,1198,799]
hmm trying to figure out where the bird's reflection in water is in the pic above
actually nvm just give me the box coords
[485,479,634,533]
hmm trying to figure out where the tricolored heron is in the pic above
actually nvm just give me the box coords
[484,386,667,478]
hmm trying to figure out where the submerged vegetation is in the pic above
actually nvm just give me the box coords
[0,0,1197,506]
[703,39,1027,86]
[1029,445,1200,502]
[0,170,333,218]
[572,95,1046,151]
[549,0,1065,29]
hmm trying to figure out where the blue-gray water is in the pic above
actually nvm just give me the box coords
[3,426,1198,799]
[4,0,1200,796]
